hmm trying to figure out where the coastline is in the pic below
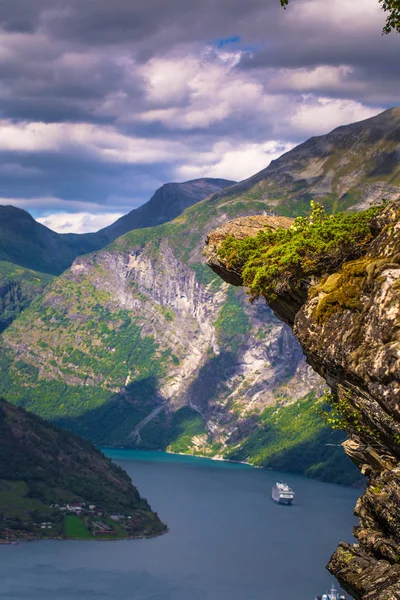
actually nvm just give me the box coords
[0,527,169,545]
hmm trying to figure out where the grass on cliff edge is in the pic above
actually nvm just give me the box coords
[217,201,384,302]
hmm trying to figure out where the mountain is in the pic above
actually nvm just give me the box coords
[208,106,400,216]
[204,202,400,600]
[97,178,235,241]
[1,108,399,484]
[0,179,234,277]
[0,205,100,276]
[0,398,166,542]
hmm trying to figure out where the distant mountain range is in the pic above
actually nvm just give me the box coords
[1,108,399,485]
[97,178,235,242]
[0,178,234,276]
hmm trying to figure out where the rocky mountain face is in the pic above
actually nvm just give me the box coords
[204,202,400,600]
[0,232,339,479]
[0,179,233,332]
[0,398,166,541]
[1,108,400,484]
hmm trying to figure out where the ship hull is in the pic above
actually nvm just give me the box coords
[275,497,293,505]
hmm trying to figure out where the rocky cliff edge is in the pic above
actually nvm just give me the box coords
[204,203,400,600]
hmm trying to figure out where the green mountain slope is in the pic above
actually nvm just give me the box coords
[0,261,54,333]
[0,398,166,542]
[2,108,399,484]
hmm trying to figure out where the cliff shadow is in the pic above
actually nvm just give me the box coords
[54,376,163,447]
[185,351,238,413]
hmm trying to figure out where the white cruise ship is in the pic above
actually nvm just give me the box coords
[314,584,345,600]
[271,481,295,504]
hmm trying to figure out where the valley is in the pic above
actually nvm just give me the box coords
[1,109,400,486]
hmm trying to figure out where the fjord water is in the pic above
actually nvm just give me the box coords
[0,451,359,600]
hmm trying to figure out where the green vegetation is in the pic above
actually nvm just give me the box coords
[217,201,384,303]
[64,515,93,539]
[224,393,361,485]
[214,288,252,353]
[0,261,53,333]
[0,268,174,435]
[0,398,166,541]
[190,262,222,291]
[167,407,210,454]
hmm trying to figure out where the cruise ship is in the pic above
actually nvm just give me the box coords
[314,584,345,600]
[271,481,295,504]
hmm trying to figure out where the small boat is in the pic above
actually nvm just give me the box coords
[314,584,346,600]
[271,481,294,504]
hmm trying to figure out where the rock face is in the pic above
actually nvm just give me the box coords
[204,203,400,600]
[0,233,325,469]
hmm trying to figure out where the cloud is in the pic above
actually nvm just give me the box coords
[0,120,190,163]
[285,97,382,137]
[177,140,295,181]
[36,212,124,233]
[0,0,396,219]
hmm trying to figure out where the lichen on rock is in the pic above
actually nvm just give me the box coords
[204,201,400,600]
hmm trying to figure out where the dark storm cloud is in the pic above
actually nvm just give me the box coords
[0,0,398,229]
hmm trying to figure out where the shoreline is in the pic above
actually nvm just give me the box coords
[103,447,364,489]
[0,527,169,545]
[166,449,260,467]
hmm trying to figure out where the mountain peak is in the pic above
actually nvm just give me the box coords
[98,177,235,240]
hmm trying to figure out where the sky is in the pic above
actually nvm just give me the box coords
[0,0,399,233]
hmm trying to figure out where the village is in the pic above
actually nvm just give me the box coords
[55,502,132,537]
[0,501,148,543]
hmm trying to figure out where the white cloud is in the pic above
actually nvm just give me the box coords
[137,48,282,129]
[36,212,124,233]
[0,197,123,212]
[268,65,356,93]
[177,140,295,181]
[290,0,384,33]
[0,120,190,164]
[287,97,382,136]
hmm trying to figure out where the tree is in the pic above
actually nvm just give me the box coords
[280,0,400,34]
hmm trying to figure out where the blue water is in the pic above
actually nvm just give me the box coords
[0,450,360,600]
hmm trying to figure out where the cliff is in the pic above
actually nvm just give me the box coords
[204,202,400,600]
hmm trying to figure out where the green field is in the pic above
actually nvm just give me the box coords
[64,515,94,539]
